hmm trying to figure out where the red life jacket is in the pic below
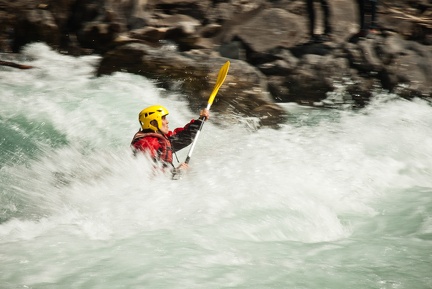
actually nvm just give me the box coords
[131,131,173,164]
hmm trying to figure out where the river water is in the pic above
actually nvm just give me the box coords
[1,43,431,289]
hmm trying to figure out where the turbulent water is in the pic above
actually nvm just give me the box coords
[1,43,431,289]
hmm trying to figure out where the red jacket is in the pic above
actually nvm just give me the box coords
[131,119,202,166]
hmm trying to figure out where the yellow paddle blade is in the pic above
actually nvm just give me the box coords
[207,61,230,107]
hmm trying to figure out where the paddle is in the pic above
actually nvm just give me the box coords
[184,60,230,164]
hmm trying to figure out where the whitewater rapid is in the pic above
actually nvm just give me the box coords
[1,43,431,289]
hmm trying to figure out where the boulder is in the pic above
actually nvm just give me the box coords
[97,42,287,126]
[1,0,431,125]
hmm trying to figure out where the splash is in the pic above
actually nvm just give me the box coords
[1,43,432,289]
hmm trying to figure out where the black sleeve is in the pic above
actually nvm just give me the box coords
[169,119,203,152]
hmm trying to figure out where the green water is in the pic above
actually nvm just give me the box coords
[0,43,431,289]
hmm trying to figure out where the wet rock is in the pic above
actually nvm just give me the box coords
[1,0,431,126]
[97,42,286,126]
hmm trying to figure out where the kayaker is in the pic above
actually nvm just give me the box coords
[130,104,209,175]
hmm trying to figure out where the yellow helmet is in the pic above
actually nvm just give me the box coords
[138,105,169,132]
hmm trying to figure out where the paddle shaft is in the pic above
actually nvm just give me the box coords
[184,104,210,164]
[184,61,230,164]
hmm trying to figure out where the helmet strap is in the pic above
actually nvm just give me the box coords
[150,120,161,133]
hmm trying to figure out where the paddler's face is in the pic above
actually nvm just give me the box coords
[159,115,169,134]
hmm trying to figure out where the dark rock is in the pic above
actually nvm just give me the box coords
[97,42,286,126]
[1,0,431,126]
[13,9,61,51]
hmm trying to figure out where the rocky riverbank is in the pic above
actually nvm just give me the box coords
[1,0,431,126]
